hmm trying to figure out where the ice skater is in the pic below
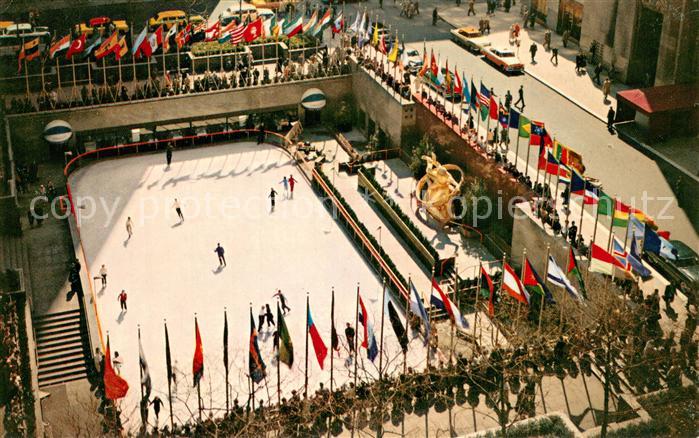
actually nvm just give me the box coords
[265,304,275,328]
[258,305,266,331]
[173,198,184,222]
[273,289,291,314]
[118,289,127,311]
[279,176,289,198]
[214,243,226,267]
[268,188,278,211]
[99,264,107,287]
[288,175,297,198]
[126,217,133,238]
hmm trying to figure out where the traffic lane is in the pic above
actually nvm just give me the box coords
[404,38,697,248]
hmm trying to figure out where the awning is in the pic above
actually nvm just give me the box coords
[617,84,697,115]
[43,120,73,144]
[301,88,326,110]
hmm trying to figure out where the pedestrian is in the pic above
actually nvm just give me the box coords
[94,347,104,373]
[562,29,570,48]
[112,351,123,375]
[272,329,279,353]
[602,78,611,101]
[288,175,297,197]
[467,0,475,15]
[118,289,127,311]
[258,306,266,331]
[100,264,107,287]
[345,322,356,353]
[273,289,291,314]
[165,143,173,167]
[593,63,603,83]
[529,42,537,63]
[514,85,525,109]
[550,47,558,65]
[214,243,226,267]
[265,304,275,328]
[432,7,438,25]
[279,176,289,198]
[173,198,184,221]
[663,284,675,312]
[606,106,615,131]
[126,217,133,238]
[567,221,577,244]
[151,396,163,420]
[504,90,512,109]
[269,188,278,210]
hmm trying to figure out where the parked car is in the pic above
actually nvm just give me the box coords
[645,240,699,294]
[450,26,491,53]
[482,46,524,72]
[404,48,423,73]
[149,10,187,29]
[78,16,128,36]
[251,0,298,11]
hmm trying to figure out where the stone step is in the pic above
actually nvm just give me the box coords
[36,333,83,352]
[38,368,89,388]
[37,346,87,364]
[37,357,88,376]
[34,308,81,321]
[35,325,83,341]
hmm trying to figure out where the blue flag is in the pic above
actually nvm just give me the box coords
[509,108,520,129]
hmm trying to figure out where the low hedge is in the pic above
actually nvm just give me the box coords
[313,167,408,299]
[481,415,576,438]
[190,34,319,56]
[358,166,440,271]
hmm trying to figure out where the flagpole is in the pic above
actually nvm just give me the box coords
[351,283,359,438]
[426,267,434,370]
[23,58,29,96]
[131,23,137,83]
[404,277,411,375]
[276,302,281,407]
[304,293,309,399]
[70,57,77,104]
[449,262,457,365]
[164,319,174,434]
[378,278,387,380]
[539,245,550,333]
[56,57,62,90]
[224,308,229,414]
[513,249,525,332]
[577,194,585,243]
[330,287,335,393]
[514,125,522,173]
[138,325,145,432]
[590,201,601,254]
[473,262,480,354]
[194,315,202,422]
[494,254,506,347]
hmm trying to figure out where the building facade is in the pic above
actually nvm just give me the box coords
[530,0,698,87]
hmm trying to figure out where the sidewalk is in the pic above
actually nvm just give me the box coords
[439,3,628,122]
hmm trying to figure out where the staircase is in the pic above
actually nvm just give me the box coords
[34,309,90,388]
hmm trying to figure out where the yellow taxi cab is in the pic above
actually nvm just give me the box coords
[149,10,187,29]
[0,21,15,33]
[78,16,128,36]
[250,0,298,11]
[188,15,206,27]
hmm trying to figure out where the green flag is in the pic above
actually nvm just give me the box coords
[567,248,587,299]
[480,104,489,121]
[277,303,293,367]
[598,191,614,217]
[518,114,531,138]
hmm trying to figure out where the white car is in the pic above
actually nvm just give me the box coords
[404,48,423,73]
[450,26,491,53]
[482,47,524,73]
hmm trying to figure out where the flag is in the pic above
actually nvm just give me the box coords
[304,10,318,33]
[417,51,429,77]
[244,18,263,42]
[612,199,632,227]
[82,34,102,59]
[273,18,284,37]
[489,95,498,120]
[481,266,496,317]
[453,68,463,94]
[502,263,529,304]
[66,33,86,59]
[612,236,633,274]
[478,82,490,108]
[228,26,246,45]
[567,247,587,298]
[218,22,238,43]
[138,334,152,400]
[461,73,470,103]
[332,12,344,34]
[444,59,452,90]
[176,23,191,49]
[570,170,599,204]
[539,149,571,179]
[470,80,478,109]
[162,24,177,53]
[307,304,327,369]
[518,114,531,138]
[547,255,584,301]
[597,191,614,217]
[132,25,150,58]
[498,104,509,128]
[278,303,294,367]
[523,258,555,303]
[113,36,128,60]
[49,34,71,59]
[553,140,584,174]
[429,50,438,77]
[263,17,273,36]
[430,279,469,330]
[165,323,173,385]
[349,12,361,33]
[148,26,164,54]
[192,318,204,387]
[94,32,118,59]
[384,289,408,353]
[590,243,626,275]
[284,15,303,37]
[628,214,645,251]
[409,280,430,344]
[223,311,229,375]
[18,38,40,71]
[388,36,399,63]
[313,7,332,35]
[205,20,220,41]
[104,337,129,400]
[358,294,379,361]
[529,121,546,146]
[509,108,521,129]
[248,310,266,383]
[371,21,379,46]
[379,35,387,54]
[629,239,652,277]
[644,227,677,260]
[360,17,371,47]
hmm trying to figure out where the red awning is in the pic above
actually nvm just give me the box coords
[617,84,697,115]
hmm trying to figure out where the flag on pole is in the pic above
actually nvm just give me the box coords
[522,258,555,303]
[498,104,509,128]
[570,170,599,204]
[248,310,266,383]
[430,279,469,330]
[244,18,263,42]
[192,318,204,387]
[283,15,303,37]
[429,50,438,77]
[409,280,430,344]
[162,24,177,53]
[165,324,173,385]
[66,33,86,59]
[627,214,645,251]
[204,20,221,41]
[597,191,615,217]
[538,148,571,179]
[138,335,152,400]
[461,73,470,103]
[489,95,498,120]
[589,243,626,275]
[104,337,129,400]
[307,305,327,369]
[349,11,361,33]
[502,263,529,304]
[176,24,191,49]
[508,108,520,129]
[313,8,332,35]
[94,32,118,59]
[547,255,584,301]
[629,239,652,277]
[148,26,164,54]
[49,34,71,59]
[384,288,408,353]
[358,294,379,361]
[278,304,294,367]
[304,9,319,33]
[643,226,677,260]
[113,36,129,61]
[82,34,102,59]
[387,36,399,63]
[18,38,40,71]
[332,12,344,34]
[529,120,546,145]
[480,266,496,316]
[133,25,150,57]
[223,312,229,375]
[567,247,587,298]
[518,114,531,138]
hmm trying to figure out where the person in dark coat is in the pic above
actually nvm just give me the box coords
[607,106,616,131]
[265,304,275,327]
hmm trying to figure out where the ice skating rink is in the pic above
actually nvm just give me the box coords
[68,141,427,430]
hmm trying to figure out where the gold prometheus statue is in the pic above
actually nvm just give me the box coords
[414,153,465,225]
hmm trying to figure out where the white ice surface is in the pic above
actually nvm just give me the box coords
[68,142,427,430]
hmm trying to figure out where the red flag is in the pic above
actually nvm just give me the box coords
[65,33,86,60]
[192,318,204,387]
[307,305,327,369]
[243,18,263,43]
[454,69,463,94]
[489,95,498,120]
[103,337,129,400]
[430,50,438,77]
[480,266,495,317]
